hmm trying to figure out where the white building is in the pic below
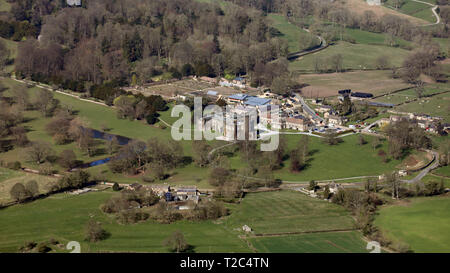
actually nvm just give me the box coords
[366,0,381,6]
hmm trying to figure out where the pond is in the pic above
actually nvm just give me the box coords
[74,128,134,169]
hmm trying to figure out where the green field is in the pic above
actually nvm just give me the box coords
[344,28,411,48]
[0,190,251,253]
[373,84,449,105]
[433,165,450,178]
[384,0,436,23]
[374,196,450,252]
[249,231,368,253]
[289,41,410,71]
[394,92,450,122]
[0,167,58,205]
[273,134,402,182]
[224,190,356,234]
[0,189,368,253]
[268,14,319,53]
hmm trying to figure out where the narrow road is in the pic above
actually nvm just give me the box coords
[295,94,324,123]
[410,0,441,26]
[287,34,328,61]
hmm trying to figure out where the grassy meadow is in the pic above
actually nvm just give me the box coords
[384,0,436,23]
[249,231,368,253]
[374,196,450,252]
[299,70,412,98]
[224,190,356,234]
[0,190,251,253]
[0,189,369,253]
[394,92,450,122]
[268,14,319,53]
[289,41,410,71]
[0,167,58,205]
[273,134,402,182]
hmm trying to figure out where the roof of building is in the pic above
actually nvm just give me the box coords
[244,96,271,106]
[228,94,248,101]
[234,77,245,82]
[207,90,218,96]
[67,0,82,6]
[338,89,351,94]
[351,92,373,98]
[367,102,395,108]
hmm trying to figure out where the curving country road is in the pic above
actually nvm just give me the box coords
[287,35,328,61]
[410,0,441,26]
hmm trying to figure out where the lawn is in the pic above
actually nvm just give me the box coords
[268,14,319,53]
[248,231,368,253]
[0,190,251,253]
[273,134,402,182]
[224,190,356,234]
[0,167,58,205]
[298,70,412,98]
[289,41,410,71]
[374,195,450,252]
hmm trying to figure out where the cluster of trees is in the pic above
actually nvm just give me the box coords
[52,170,91,192]
[204,139,286,196]
[385,119,431,160]
[12,0,288,90]
[0,19,37,41]
[290,136,309,172]
[113,93,167,124]
[332,97,378,122]
[332,188,383,236]
[85,220,109,242]
[108,137,184,180]
[163,231,190,253]
[1,84,62,150]
[101,187,159,224]
[399,43,445,84]
[151,199,228,224]
[9,180,39,203]
[438,141,450,167]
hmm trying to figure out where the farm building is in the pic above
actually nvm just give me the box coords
[67,0,82,6]
[367,102,395,108]
[338,89,351,101]
[351,92,374,99]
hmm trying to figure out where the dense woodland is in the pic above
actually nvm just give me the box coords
[0,0,447,94]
